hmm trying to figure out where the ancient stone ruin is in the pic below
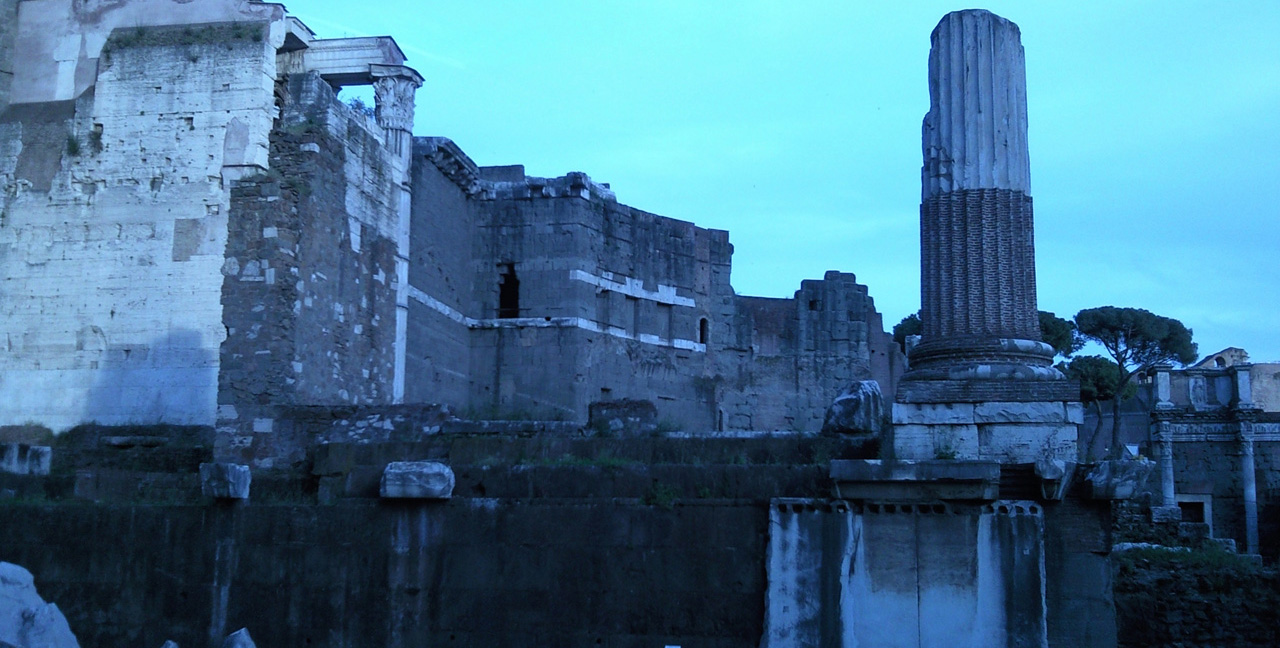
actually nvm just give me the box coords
[893,9,1081,464]
[1,2,1265,647]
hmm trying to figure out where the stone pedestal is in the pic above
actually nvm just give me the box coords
[893,380,1080,463]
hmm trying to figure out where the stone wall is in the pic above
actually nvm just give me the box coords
[401,155,903,430]
[0,16,282,430]
[404,138,478,408]
[1114,546,1280,647]
[216,73,402,468]
[721,272,902,432]
[0,0,15,111]
[0,501,766,648]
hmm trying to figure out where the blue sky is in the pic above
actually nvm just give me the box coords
[292,1,1280,363]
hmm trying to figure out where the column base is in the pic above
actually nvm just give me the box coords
[892,399,1081,463]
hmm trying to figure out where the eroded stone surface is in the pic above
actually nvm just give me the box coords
[1085,459,1155,499]
[380,461,454,499]
[821,380,883,436]
[0,562,79,648]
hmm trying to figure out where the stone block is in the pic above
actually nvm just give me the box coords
[1150,506,1182,524]
[380,461,455,499]
[222,628,255,648]
[199,463,251,500]
[0,444,51,476]
[977,423,1078,463]
[0,561,80,648]
[1034,458,1075,500]
[972,401,1066,424]
[1065,402,1084,424]
[892,423,979,460]
[892,402,974,425]
[830,459,1001,502]
[821,380,883,436]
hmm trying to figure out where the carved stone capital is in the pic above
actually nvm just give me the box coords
[374,75,419,132]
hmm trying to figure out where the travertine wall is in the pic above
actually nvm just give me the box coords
[0,12,283,430]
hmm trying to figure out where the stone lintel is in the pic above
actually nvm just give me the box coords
[281,16,315,53]
[299,37,414,87]
[830,459,1000,500]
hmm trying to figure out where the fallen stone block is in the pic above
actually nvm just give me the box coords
[821,380,883,436]
[200,463,252,500]
[0,562,80,648]
[380,461,455,499]
[1034,458,1076,500]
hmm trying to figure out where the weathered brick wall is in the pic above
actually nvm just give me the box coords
[217,73,400,467]
[0,22,277,430]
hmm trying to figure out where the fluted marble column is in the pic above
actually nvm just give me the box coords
[907,9,1058,381]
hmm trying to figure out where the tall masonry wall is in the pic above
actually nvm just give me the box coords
[216,73,405,469]
[720,272,902,431]
[469,175,732,425]
[0,2,287,430]
[403,157,903,431]
[2,1,904,442]
[404,137,480,409]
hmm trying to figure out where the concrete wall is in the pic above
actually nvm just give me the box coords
[0,11,283,430]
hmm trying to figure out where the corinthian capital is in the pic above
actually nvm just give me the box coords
[374,75,419,132]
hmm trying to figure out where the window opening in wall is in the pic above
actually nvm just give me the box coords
[498,263,520,318]
[624,295,639,333]
[1178,500,1206,524]
[699,318,709,345]
[1215,356,1227,368]
[808,299,819,311]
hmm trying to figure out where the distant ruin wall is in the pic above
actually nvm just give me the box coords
[719,273,903,432]
[0,21,279,430]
